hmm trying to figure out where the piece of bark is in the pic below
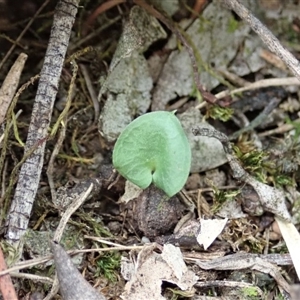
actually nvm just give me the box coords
[51,241,106,300]
[5,0,79,244]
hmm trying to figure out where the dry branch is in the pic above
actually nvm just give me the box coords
[222,0,300,82]
[5,0,79,244]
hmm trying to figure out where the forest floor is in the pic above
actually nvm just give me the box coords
[1,0,300,299]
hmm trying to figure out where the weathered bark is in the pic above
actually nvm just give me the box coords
[5,0,79,243]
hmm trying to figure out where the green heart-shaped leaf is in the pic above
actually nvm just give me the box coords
[112,111,191,197]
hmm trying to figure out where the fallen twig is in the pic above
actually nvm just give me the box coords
[222,0,300,81]
[0,244,145,278]
[190,252,291,295]
[9,272,53,284]
[80,64,99,122]
[5,0,79,245]
[53,183,94,242]
[195,280,263,296]
[258,119,300,137]
[214,77,300,100]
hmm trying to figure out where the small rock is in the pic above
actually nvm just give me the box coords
[178,108,227,173]
[133,185,185,237]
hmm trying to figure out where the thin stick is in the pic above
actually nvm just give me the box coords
[222,0,300,82]
[0,245,146,277]
[53,183,93,242]
[195,77,300,109]
[47,125,67,205]
[9,272,53,284]
[80,64,99,122]
[47,61,78,204]
[258,122,296,137]
[215,77,300,99]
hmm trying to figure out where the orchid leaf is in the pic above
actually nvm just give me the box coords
[113,111,191,197]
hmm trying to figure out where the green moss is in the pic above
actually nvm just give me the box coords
[240,286,260,299]
[234,147,268,183]
[273,174,294,187]
[206,105,234,122]
[227,16,240,33]
[215,189,240,202]
[210,182,240,212]
[95,251,121,282]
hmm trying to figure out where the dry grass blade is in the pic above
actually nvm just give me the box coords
[53,183,94,242]
[275,217,300,281]
[0,53,27,125]
[215,77,300,99]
